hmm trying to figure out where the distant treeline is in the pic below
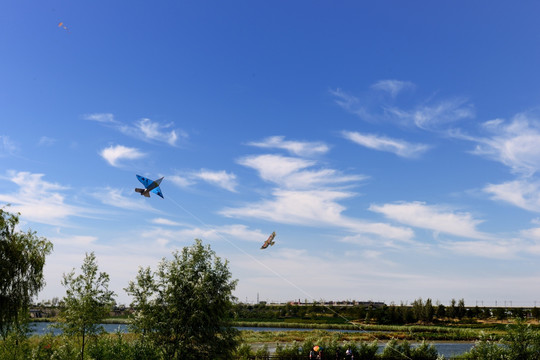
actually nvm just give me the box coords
[233,298,540,325]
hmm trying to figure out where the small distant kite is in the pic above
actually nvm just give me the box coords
[135,175,164,199]
[57,22,69,31]
[261,231,276,249]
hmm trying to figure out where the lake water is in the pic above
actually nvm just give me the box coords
[30,323,382,335]
[30,323,475,358]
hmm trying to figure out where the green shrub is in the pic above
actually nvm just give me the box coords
[275,341,301,357]
[411,341,438,360]
[0,332,31,360]
[253,344,270,359]
[355,340,378,360]
[87,333,133,360]
[49,335,78,360]
[380,339,413,360]
[234,342,254,360]
[30,333,55,360]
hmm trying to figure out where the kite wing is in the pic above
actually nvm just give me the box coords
[137,175,153,188]
[152,187,164,199]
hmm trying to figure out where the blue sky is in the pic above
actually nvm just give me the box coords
[2,1,540,306]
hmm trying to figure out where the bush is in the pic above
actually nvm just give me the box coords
[87,332,134,360]
[254,344,270,359]
[0,332,31,360]
[356,340,378,360]
[234,342,254,360]
[275,341,301,357]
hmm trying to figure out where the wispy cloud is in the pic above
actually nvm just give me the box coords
[371,79,415,97]
[471,115,540,176]
[120,118,184,146]
[192,169,238,192]
[331,85,474,130]
[440,239,521,259]
[0,170,87,225]
[84,113,116,123]
[168,170,237,192]
[38,136,56,147]
[370,201,488,239]
[247,136,329,156]
[221,188,413,241]
[140,223,267,244]
[407,98,474,130]
[85,113,186,146]
[238,154,365,189]
[342,131,430,158]
[484,179,540,212]
[151,218,182,226]
[167,175,195,188]
[0,135,18,156]
[223,154,412,242]
[93,187,154,211]
[99,144,146,167]
[330,88,373,121]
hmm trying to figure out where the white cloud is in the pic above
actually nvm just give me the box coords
[370,201,487,239]
[93,187,155,211]
[38,136,56,146]
[221,189,413,241]
[238,154,365,189]
[99,145,145,167]
[52,235,98,246]
[371,80,414,97]
[84,113,116,123]
[151,218,182,226]
[167,175,195,188]
[0,135,17,156]
[85,113,186,146]
[484,179,540,212]
[140,223,267,244]
[330,88,373,121]
[247,136,329,156]
[225,153,412,242]
[167,170,238,192]
[0,171,86,225]
[331,86,474,129]
[342,131,430,158]
[193,169,238,192]
[121,118,184,146]
[409,98,474,130]
[440,239,521,259]
[472,115,540,176]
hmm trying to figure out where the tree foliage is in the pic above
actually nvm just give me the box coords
[58,251,116,360]
[126,239,239,360]
[0,208,53,339]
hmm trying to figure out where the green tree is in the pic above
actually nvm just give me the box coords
[124,266,155,339]
[0,208,53,340]
[448,298,457,319]
[58,252,116,360]
[424,298,434,322]
[457,298,466,319]
[126,239,239,360]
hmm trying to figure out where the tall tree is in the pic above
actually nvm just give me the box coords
[0,208,53,339]
[58,252,116,360]
[126,239,239,360]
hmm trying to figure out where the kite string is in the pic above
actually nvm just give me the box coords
[166,196,414,360]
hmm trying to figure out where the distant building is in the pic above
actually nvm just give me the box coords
[29,309,43,318]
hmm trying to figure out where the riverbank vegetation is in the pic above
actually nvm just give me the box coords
[4,208,540,358]
[2,320,540,359]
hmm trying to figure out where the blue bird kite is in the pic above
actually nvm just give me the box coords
[135,175,164,199]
